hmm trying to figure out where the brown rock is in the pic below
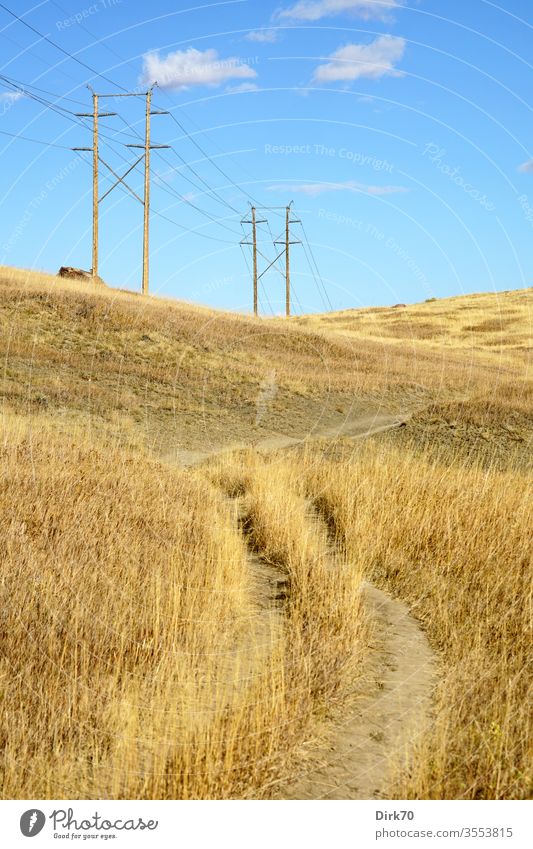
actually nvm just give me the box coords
[57,266,105,285]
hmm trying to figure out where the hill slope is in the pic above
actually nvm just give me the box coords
[0,266,531,801]
[1,267,529,461]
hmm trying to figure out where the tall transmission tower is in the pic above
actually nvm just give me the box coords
[240,204,267,316]
[73,87,116,281]
[275,202,301,317]
[241,203,302,316]
[73,86,169,295]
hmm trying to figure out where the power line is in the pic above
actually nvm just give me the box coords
[1,73,245,241]
[76,154,236,245]
[0,2,129,92]
[0,2,259,219]
[0,127,70,148]
[0,72,87,108]
[163,103,280,217]
[296,217,333,311]
[6,0,253,218]
[300,239,328,312]
[0,74,132,147]
[166,146,240,215]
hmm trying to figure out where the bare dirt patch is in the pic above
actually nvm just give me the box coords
[275,583,436,799]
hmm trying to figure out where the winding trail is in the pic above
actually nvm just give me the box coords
[175,412,403,467]
[275,582,436,799]
[181,410,437,800]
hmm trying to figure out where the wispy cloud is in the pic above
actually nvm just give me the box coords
[518,159,533,174]
[0,90,24,103]
[140,48,257,90]
[278,0,402,22]
[312,35,406,83]
[245,29,279,43]
[267,180,408,196]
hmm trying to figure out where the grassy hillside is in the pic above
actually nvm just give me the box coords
[0,265,531,800]
[297,288,531,368]
[2,267,528,460]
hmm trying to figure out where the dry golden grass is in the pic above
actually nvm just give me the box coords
[0,414,366,799]
[2,266,527,459]
[205,450,366,714]
[0,265,531,800]
[298,288,532,369]
[385,382,532,471]
[294,435,532,798]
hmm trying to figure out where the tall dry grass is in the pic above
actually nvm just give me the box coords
[0,415,258,798]
[1,267,530,800]
[0,416,366,799]
[296,435,531,799]
[206,450,366,716]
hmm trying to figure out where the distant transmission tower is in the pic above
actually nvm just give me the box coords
[240,205,267,316]
[241,203,301,317]
[274,202,301,317]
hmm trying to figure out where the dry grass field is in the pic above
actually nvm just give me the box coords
[0,413,365,799]
[297,289,531,368]
[296,435,531,798]
[0,265,531,799]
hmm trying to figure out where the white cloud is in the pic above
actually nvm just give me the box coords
[267,180,408,196]
[518,159,533,173]
[226,82,260,92]
[0,91,24,103]
[312,35,406,83]
[140,47,257,90]
[246,29,279,42]
[278,0,402,22]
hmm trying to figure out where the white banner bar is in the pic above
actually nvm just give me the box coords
[1,800,531,848]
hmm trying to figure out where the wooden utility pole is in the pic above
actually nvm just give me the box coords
[91,91,99,280]
[252,206,258,316]
[240,204,266,316]
[74,87,168,294]
[274,202,301,317]
[142,88,152,296]
[285,204,290,317]
[73,88,116,280]
[125,87,169,296]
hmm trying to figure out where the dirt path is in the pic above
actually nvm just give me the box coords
[176,411,404,467]
[180,410,437,800]
[274,582,436,799]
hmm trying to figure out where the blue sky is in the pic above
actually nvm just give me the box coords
[0,0,532,313]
